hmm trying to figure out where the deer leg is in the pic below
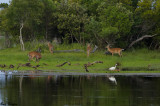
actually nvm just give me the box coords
[35,56,40,63]
[28,57,30,61]
[87,51,89,57]
[120,52,123,57]
[29,57,34,61]
[28,55,31,61]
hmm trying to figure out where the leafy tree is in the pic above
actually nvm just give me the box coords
[98,3,133,45]
[5,0,44,50]
[0,3,8,8]
[56,1,89,44]
[131,0,160,48]
[83,17,101,45]
[41,0,56,40]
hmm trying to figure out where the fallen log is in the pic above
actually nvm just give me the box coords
[84,64,89,72]
[91,45,98,53]
[17,63,32,69]
[84,61,103,72]
[56,62,71,67]
[53,49,84,53]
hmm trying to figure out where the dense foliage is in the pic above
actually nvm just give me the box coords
[0,0,160,49]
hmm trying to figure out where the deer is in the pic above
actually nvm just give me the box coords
[106,45,124,57]
[87,43,92,57]
[48,42,54,53]
[28,47,42,62]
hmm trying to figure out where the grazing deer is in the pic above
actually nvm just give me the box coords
[48,42,53,53]
[106,45,124,57]
[87,43,92,57]
[28,48,42,62]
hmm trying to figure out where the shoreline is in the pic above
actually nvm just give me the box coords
[2,71,160,76]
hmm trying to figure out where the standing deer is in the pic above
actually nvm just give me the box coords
[28,48,42,62]
[106,45,124,57]
[87,43,92,57]
[48,42,54,53]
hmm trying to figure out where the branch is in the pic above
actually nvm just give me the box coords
[53,49,84,53]
[56,62,71,67]
[128,34,157,48]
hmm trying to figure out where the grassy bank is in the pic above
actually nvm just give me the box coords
[0,44,160,73]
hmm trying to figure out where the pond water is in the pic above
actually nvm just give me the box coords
[0,72,160,106]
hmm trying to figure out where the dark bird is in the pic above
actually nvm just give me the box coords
[25,63,32,67]
[36,65,40,67]
[9,64,14,68]
[32,65,40,69]
[0,64,6,68]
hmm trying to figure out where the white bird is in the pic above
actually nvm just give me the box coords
[109,64,117,71]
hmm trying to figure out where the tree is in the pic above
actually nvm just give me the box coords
[83,17,101,45]
[129,0,160,49]
[41,0,56,40]
[56,1,89,44]
[5,0,44,50]
[0,3,8,8]
[0,4,11,48]
[98,3,133,45]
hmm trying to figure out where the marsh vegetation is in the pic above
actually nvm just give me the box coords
[0,44,160,73]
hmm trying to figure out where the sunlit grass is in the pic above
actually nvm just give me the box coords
[0,45,160,73]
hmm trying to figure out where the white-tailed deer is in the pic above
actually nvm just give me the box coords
[48,42,53,53]
[28,48,41,62]
[106,45,124,57]
[87,43,92,57]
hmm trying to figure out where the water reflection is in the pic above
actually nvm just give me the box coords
[0,71,13,105]
[107,76,117,85]
[0,73,160,106]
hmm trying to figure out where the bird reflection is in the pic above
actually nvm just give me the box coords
[107,76,117,85]
[0,70,5,75]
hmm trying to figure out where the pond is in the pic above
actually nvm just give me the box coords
[0,72,160,106]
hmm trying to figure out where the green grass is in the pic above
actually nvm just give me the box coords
[0,45,160,73]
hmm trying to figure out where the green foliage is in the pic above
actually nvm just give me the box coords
[0,0,160,49]
[56,1,89,43]
[0,3,8,8]
[100,27,119,43]
[98,3,133,44]
[83,17,101,43]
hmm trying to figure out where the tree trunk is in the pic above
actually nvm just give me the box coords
[5,32,10,48]
[19,22,25,51]
[128,34,157,49]
[45,24,48,40]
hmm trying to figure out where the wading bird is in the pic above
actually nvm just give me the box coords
[109,64,117,71]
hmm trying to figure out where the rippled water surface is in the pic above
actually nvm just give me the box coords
[0,73,160,106]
